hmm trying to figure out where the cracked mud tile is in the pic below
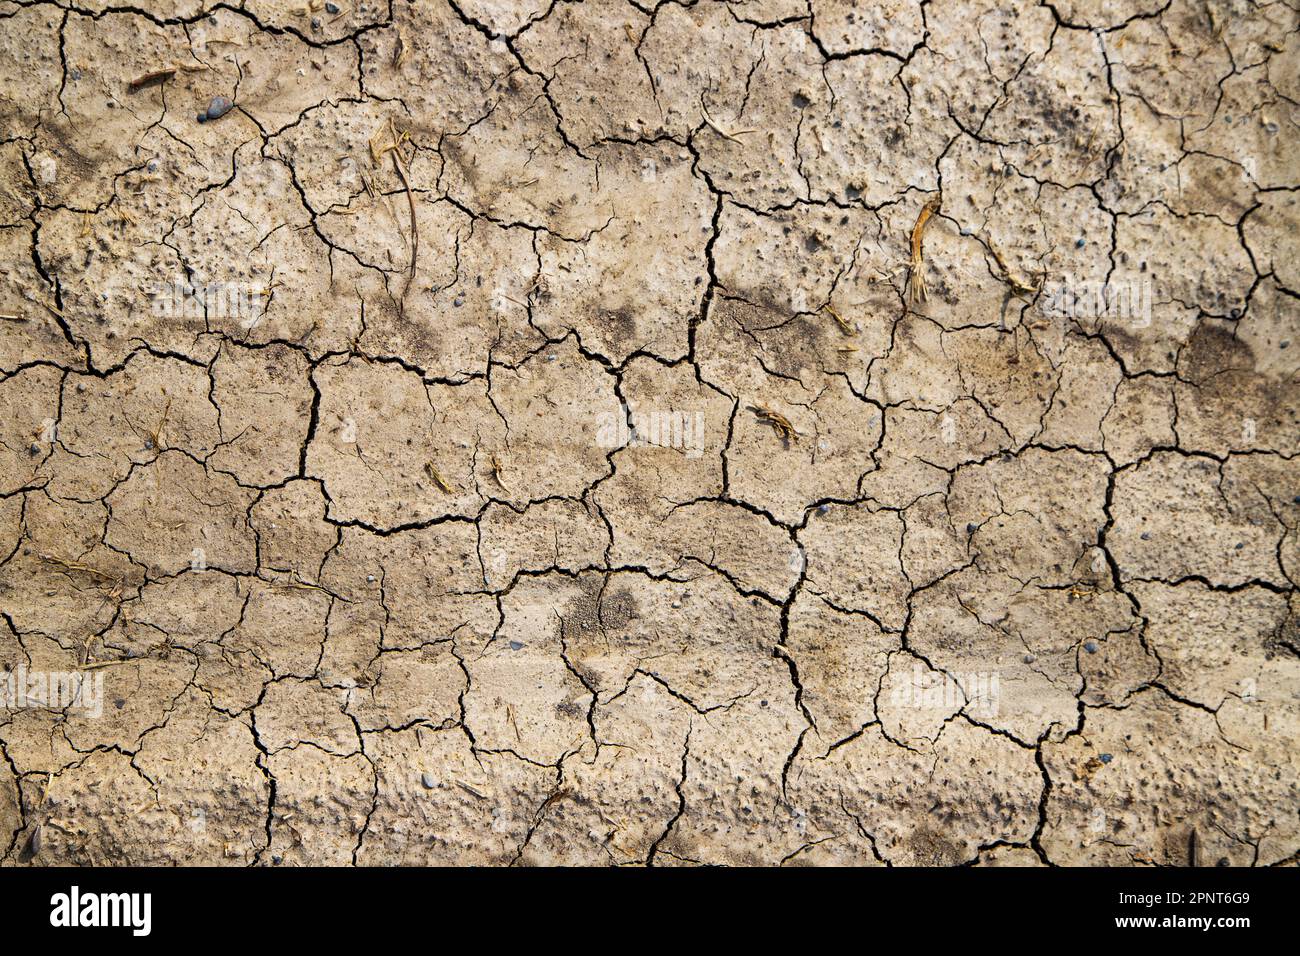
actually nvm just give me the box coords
[478,498,608,588]
[789,716,1041,866]
[264,744,372,866]
[104,451,258,576]
[531,146,713,364]
[461,575,596,765]
[906,567,1136,742]
[784,591,896,750]
[357,725,553,865]
[1040,689,1299,866]
[487,339,621,504]
[209,342,315,486]
[514,0,660,149]
[799,502,910,630]
[306,357,503,525]
[318,521,496,655]
[516,672,694,865]
[46,352,221,499]
[1109,452,1293,587]
[948,447,1112,587]
[1173,302,1300,457]
[557,570,786,712]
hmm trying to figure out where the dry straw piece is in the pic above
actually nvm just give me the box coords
[907,195,941,305]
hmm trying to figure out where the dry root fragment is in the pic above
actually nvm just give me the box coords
[985,238,1041,298]
[700,95,758,145]
[490,454,512,494]
[393,30,408,70]
[36,553,115,582]
[272,575,337,597]
[822,303,852,335]
[129,399,170,451]
[127,68,176,93]
[424,461,455,494]
[749,405,799,444]
[126,63,205,93]
[907,196,941,305]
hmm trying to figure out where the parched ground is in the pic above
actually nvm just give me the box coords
[0,0,1296,867]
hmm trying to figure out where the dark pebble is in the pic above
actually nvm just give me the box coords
[1099,753,1112,763]
[1083,641,1098,654]
[509,640,523,651]
[325,1,340,11]
[206,95,234,120]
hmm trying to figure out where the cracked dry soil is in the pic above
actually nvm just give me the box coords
[0,0,1297,869]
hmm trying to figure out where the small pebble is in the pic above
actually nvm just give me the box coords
[816,504,830,515]
[366,574,376,583]
[206,95,234,120]
[1075,238,1086,248]
[508,640,523,651]
[325,1,340,11]
[1140,531,1151,540]
[420,772,436,789]
[1023,654,1035,664]
[1234,542,1244,550]
[1084,641,1098,654]
[311,16,322,30]
[453,294,464,307]
[1099,753,1113,764]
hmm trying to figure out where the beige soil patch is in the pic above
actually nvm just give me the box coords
[0,0,1297,866]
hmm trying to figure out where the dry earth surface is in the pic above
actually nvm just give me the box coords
[0,0,1297,866]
